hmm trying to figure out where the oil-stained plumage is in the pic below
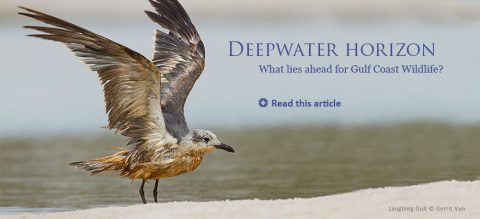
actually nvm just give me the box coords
[19,0,234,204]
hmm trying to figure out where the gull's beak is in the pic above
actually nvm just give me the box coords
[215,143,235,153]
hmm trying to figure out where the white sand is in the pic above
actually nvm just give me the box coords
[4,0,480,21]
[3,180,480,219]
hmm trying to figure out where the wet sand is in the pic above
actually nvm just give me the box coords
[2,180,479,219]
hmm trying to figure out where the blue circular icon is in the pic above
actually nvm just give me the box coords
[259,98,268,107]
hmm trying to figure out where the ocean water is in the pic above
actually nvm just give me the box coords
[1,124,480,214]
[0,20,480,135]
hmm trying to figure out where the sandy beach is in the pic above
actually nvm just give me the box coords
[3,0,480,22]
[3,180,479,219]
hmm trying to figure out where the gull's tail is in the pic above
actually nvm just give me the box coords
[69,148,129,175]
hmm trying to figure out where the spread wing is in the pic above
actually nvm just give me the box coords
[145,0,206,139]
[19,7,175,151]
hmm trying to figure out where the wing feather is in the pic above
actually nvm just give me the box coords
[19,7,176,153]
[145,0,205,138]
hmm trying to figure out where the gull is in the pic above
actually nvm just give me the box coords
[19,0,234,204]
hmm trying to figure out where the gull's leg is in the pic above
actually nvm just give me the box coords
[153,179,159,203]
[139,179,147,204]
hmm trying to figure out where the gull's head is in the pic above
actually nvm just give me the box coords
[181,129,235,153]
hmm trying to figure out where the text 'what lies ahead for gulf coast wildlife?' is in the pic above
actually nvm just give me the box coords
[228,42,442,74]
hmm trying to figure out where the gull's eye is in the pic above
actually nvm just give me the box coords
[202,137,209,143]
